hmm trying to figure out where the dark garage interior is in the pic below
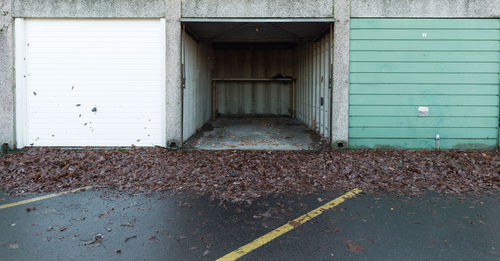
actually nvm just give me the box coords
[180,19,334,150]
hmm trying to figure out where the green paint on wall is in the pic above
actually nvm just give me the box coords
[349,18,500,150]
[350,106,498,117]
[351,40,498,51]
[351,29,500,40]
[351,84,499,95]
[349,139,498,150]
[351,51,500,62]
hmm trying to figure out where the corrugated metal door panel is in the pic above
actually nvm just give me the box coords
[349,18,500,149]
[281,48,292,115]
[319,38,325,134]
[243,49,253,115]
[294,32,332,137]
[182,33,197,141]
[322,36,330,138]
[24,19,165,147]
[215,47,292,116]
[182,34,212,142]
[314,41,320,132]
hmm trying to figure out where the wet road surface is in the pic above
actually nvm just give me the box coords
[0,189,499,260]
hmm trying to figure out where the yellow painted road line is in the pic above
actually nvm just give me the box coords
[217,188,362,261]
[0,186,93,210]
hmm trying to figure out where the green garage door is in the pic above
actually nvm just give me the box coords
[349,19,500,149]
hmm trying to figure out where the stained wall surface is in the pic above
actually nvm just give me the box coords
[12,0,165,18]
[181,0,334,18]
[0,0,14,149]
[351,0,500,18]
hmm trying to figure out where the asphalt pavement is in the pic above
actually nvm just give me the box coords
[0,189,499,261]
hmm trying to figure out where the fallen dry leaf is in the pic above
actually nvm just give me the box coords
[346,243,365,255]
[0,148,498,204]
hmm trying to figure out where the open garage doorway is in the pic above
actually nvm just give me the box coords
[180,19,334,150]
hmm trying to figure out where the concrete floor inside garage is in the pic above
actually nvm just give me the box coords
[184,117,329,150]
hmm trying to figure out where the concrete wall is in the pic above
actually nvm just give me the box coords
[0,0,14,150]
[181,0,334,18]
[332,0,350,148]
[351,0,500,18]
[165,0,182,148]
[215,46,293,116]
[12,0,165,17]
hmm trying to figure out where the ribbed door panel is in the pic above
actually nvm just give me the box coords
[349,19,500,149]
[24,19,164,147]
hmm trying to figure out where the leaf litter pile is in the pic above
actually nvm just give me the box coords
[0,148,499,203]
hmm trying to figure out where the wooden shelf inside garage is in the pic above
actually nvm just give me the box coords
[212,78,294,82]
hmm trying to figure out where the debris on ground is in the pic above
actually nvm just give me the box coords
[83,234,103,246]
[124,235,137,243]
[183,117,330,150]
[148,235,159,242]
[346,243,365,255]
[261,208,273,218]
[0,148,498,203]
[98,208,114,218]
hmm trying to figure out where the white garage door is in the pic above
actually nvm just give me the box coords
[15,19,165,147]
